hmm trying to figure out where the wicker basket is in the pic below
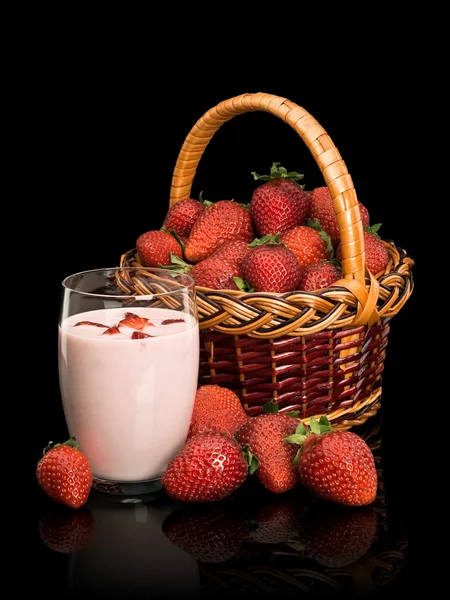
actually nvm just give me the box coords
[118,92,414,430]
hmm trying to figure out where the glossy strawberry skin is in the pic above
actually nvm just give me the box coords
[209,240,250,268]
[337,231,389,275]
[37,446,93,509]
[250,179,310,237]
[280,226,331,268]
[296,431,377,506]
[299,262,342,291]
[240,245,303,293]
[235,414,299,494]
[136,230,183,267]
[184,201,254,263]
[310,187,370,247]
[190,257,241,290]
[161,433,248,503]
[188,385,249,439]
[162,198,205,238]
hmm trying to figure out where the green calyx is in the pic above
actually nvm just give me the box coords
[159,253,193,273]
[233,277,254,292]
[307,218,334,258]
[365,223,382,239]
[242,445,260,475]
[42,436,78,457]
[284,415,333,466]
[252,162,305,188]
[160,227,185,249]
[249,234,283,248]
[198,191,213,207]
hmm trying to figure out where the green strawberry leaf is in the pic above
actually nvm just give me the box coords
[161,227,185,249]
[307,218,334,257]
[308,416,321,434]
[249,234,281,247]
[233,277,253,292]
[365,223,382,238]
[295,421,307,435]
[43,436,77,456]
[318,415,333,433]
[293,448,302,467]
[252,162,305,186]
[283,433,307,445]
[285,541,305,552]
[243,446,260,475]
[159,253,192,273]
[263,401,279,414]
[285,410,300,418]
[199,191,213,206]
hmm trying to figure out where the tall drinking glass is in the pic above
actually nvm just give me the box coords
[58,267,199,493]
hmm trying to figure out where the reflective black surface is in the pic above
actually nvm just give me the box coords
[32,413,416,599]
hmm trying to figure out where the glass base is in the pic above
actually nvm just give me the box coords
[92,476,163,496]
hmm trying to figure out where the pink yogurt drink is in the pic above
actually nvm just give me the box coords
[58,307,199,482]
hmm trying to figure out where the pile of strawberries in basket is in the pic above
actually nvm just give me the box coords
[136,162,390,292]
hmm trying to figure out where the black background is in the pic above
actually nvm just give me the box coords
[20,34,428,598]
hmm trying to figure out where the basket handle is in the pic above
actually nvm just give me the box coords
[169,92,379,323]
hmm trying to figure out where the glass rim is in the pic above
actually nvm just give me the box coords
[61,266,195,299]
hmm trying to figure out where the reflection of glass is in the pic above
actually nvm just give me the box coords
[58,268,199,488]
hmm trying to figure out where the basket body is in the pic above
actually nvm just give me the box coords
[118,92,414,430]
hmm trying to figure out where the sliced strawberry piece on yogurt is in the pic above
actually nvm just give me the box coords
[102,326,121,336]
[119,312,152,330]
[131,331,153,339]
[74,321,108,328]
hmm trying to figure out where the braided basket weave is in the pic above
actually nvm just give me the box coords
[118,92,414,430]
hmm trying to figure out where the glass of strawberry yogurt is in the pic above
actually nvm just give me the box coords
[58,267,199,492]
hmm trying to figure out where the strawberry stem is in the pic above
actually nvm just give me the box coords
[42,436,78,457]
[252,162,305,187]
[199,191,213,207]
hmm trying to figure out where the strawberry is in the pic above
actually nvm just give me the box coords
[240,240,303,293]
[248,493,306,545]
[337,224,389,275]
[298,503,377,567]
[287,416,377,506]
[250,162,310,236]
[36,438,93,509]
[184,200,253,263]
[188,385,249,439]
[298,261,342,291]
[280,220,333,268]
[136,229,182,267]
[235,409,299,494]
[38,505,94,553]
[310,186,370,247]
[161,432,248,502]
[162,195,209,238]
[209,239,250,268]
[191,257,241,290]
[162,501,248,563]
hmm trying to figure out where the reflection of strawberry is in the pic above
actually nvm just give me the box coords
[310,186,370,247]
[188,385,249,439]
[136,230,183,267]
[162,197,207,238]
[162,432,248,502]
[39,505,94,553]
[240,243,303,293]
[298,502,377,567]
[36,438,93,509]
[185,200,253,263]
[298,261,342,291]
[250,162,310,236]
[249,492,306,545]
[162,502,248,563]
[235,413,299,494]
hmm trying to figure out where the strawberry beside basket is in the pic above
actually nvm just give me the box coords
[117,92,414,431]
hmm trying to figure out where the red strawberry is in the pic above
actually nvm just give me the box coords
[188,385,249,439]
[235,411,299,494]
[250,162,310,236]
[36,438,93,509]
[184,200,253,263]
[162,502,248,563]
[240,241,303,293]
[162,197,208,238]
[136,230,183,267]
[280,220,332,268]
[209,239,250,267]
[310,186,370,247]
[298,262,342,291]
[191,257,241,290]
[337,225,389,275]
[290,417,377,506]
[118,312,151,330]
[38,505,94,553]
[298,503,378,567]
[161,432,248,502]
